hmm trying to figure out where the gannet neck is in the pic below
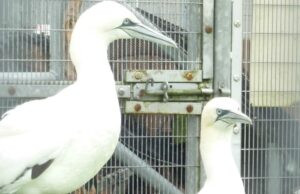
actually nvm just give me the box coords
[69,20,112,83]
[200,125,241,182]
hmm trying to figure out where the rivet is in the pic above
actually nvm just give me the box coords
[205,26,213,34]
[233,75,240,82]
[233,125,240,134]
[234,21,241,28]
[186,105,193,113]
[118,88,125,96]
[134,71,143,80]
[134,104,142,112]
[185,72,193,81]
[8,86,16,96]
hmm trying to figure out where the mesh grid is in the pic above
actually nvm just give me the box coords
[242,1,300,194]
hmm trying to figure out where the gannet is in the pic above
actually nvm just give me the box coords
[0,1,177,194]
[198,97,252,194]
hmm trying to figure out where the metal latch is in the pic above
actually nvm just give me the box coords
[123,70,213,114]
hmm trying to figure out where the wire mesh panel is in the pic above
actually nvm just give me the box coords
[242,1,300,194]
[0,0,203,193]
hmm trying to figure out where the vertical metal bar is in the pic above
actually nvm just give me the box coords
[48,1,65,80]
[231,0,243,172]
[202,0,214,78]
[185,115,200,194]
[213,0,232,96]
[268,143,281,194]
[185,1,202,193]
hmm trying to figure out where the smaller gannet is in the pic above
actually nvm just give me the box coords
[198,97,252,194]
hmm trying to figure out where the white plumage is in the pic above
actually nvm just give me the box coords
[0,1,176,194]
[198,97,252,194]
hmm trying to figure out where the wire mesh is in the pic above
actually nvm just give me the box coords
[242,1,300,194]
[0,0,202,193]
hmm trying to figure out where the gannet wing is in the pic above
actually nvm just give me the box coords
[0,99,65,193]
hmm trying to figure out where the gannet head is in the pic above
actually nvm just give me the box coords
[76,1,177,47]
[201,97,252,129]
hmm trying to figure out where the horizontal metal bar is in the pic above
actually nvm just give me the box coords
[0,85,66,98]
[126,70,202,83]
[0,85,131,98]
[0,72,57,83]
[114,142,183,194]
[125,101,203,115]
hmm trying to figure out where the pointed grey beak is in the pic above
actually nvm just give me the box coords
[217,110,252,125]
[119,22,177,48]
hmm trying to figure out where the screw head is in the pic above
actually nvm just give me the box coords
[233,125,240,134]
[205,26,213,34]
[134,72,143,80]
[118,88,125,96]
[134,104,142,112]
[185,72,193,81]
[233,75,240,82]
[8,86,16,96]
[186,105,193,113]
[234,21,241,28]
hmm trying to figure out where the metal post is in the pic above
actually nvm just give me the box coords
[184,0,202,193]
[185,116,201,194]
[231,0,243,172]
[214,0,232,96]
[48,1,65,80]
[202,0,214,79]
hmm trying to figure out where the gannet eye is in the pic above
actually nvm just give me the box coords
[216,109,223,115]
[123,18,132,26]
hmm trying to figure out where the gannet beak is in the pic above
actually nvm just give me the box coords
[119,22,178,48]
[217,110,252,125]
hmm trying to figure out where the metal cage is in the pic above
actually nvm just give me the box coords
[1,0,299,194]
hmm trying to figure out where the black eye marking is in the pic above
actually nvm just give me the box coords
[122,18,136,27]
[215,109,231,122]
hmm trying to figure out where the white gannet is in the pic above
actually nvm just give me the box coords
[198,97,252,194]
[0,1,177,194]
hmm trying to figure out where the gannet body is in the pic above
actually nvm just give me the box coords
[0,1,176,194]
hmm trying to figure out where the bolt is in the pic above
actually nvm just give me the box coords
[205,26,213,34]
[186,105,193,113]
[185,72,193,81]
[233,125,240,134]
[118,88,125,96]
[233,75,240,82]
[134,104,142,112]
[234,21,241,28]
[134,71,143,80]
[8,86,16,96]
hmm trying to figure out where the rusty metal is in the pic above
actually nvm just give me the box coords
[134,103,142,112]
[186,105,194,113]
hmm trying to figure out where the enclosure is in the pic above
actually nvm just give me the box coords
[0,0,299,194]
